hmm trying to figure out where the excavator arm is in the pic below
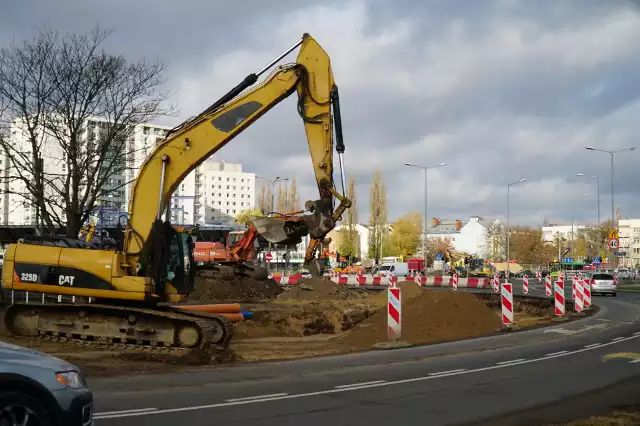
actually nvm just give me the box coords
[124,33,350,278]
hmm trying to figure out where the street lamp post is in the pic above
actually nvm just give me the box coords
[256,176,289,273]
[506,178,527,280]
[404,162,447,273]
[586,146,636,265]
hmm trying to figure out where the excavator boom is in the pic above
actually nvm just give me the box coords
[125,33,349,277]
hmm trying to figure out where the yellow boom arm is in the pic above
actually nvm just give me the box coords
[124,34,349,275]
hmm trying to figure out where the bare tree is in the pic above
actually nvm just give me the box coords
[338,175,359,257]
[0,27,171,236]
[257,183,273,214]
[275,177,301,213]
[368,170,388,262]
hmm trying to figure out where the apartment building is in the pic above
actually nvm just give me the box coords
[171,159,255,225]
[618,219,640,267]
[541,224,586,242]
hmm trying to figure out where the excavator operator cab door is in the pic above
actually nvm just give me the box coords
[161,229,196,297]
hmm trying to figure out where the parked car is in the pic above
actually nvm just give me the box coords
[589,273,617,297]
[377,262,409,278]
[0,341,93,425]
[617,268,632,279]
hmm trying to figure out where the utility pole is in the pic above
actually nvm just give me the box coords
[506,178,527,279]
[404,162,448,274]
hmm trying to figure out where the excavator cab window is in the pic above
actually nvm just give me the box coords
[164,230,194,295]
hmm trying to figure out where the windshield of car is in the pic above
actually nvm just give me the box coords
[378,265,392,271]
[592,273,614,280]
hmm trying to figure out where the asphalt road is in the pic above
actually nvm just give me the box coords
[91,284,640,426]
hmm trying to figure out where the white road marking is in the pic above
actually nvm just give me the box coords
[629,359,640,364]
[496,359,526,365]
[335,380,385,389]
[94,408,157,417]
[428,369,466,376]
[634,332,640,336]
[226,393,288,402]
[545,351,569,356]
[584,343,601,348]
[611,337,625,341]
[93,333,640,420]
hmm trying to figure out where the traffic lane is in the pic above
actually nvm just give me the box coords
[89,294,633,397]
[91,297,640,413]
[95,334,640,426]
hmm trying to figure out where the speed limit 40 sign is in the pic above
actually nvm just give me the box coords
[607,238,619,250]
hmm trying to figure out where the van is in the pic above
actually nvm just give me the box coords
[377,262,409,278]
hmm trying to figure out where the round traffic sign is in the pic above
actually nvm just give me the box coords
[607,238,619,250]
[265,252,273,261]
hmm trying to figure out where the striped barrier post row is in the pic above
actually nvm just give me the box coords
[388,287,401,341]
[270,274,492,288]
[523,275,529,295]
[582,279,592,309]
[574,280,584,313]
[554,280,565,316]
[545,275,552,296]
[502,282,514,326]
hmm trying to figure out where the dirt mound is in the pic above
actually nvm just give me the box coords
[189,276,283,302]
[372,280,424,306]
[338,290,502,348]
[233,301,375,340]
[276,277,365,301]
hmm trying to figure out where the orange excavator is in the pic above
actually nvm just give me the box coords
[193,225,268,279]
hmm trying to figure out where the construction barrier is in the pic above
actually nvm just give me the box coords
[388,287,401,341]
[536,271,542,281]
[492,275,499,293]
[523,275,529,295]
[571,278,577,300]
[574,280,584,313]
[502,282,514,326]
[554,280,565,316]
[452,273,459,291]
[582,279,592,309]
[545,276,552,296]
[269,274,491,288]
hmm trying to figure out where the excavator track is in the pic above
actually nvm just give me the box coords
[4,303,233,358]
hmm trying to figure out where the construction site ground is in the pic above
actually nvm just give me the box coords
[0,276,564,378]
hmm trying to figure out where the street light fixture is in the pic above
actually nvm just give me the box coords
[506,178,527,280]
[404,162,448,273]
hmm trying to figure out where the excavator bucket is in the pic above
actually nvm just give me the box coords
[250,216,308,246]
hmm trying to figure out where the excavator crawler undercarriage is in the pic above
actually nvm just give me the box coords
[5,302,233,357]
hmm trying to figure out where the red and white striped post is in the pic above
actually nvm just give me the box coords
[571,278,577,300]
[554,280,565,316]
[452,273,459,291]
[582,279,592,310]
[545,275,552,296]
[502,282,514,327]
[536,271,542,282]
[574,279,584,313]
[492,275,500,293]
[387,287,401,341]
[523,274,529,295]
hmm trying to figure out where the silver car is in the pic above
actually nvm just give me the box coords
[0,341,93,425]
[589,272,617,296]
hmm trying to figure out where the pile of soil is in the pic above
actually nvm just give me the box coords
[337,290,502,348]
[276,277,365,301]
[233,301,376,340]
[189,276,283,302]
[371,280,424,306]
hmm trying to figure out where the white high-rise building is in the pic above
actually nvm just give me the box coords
[170,159,255,226]
[2,115,254,227]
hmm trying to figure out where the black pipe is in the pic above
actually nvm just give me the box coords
[331,85,345,154]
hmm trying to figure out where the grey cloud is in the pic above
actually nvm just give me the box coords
[2,0,640,227]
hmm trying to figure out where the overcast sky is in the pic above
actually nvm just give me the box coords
[2,0,640,227]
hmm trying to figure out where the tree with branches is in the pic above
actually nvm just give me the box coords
[368,170,388,262]
[338,175,359,257]
[388,212,422,257]
[276,177,301,213]
[0,26,171,236]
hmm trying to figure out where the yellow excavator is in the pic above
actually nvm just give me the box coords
[2,33,351,357]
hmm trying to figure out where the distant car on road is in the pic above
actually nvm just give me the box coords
[0,341,93,425]
[589,273,617,297]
